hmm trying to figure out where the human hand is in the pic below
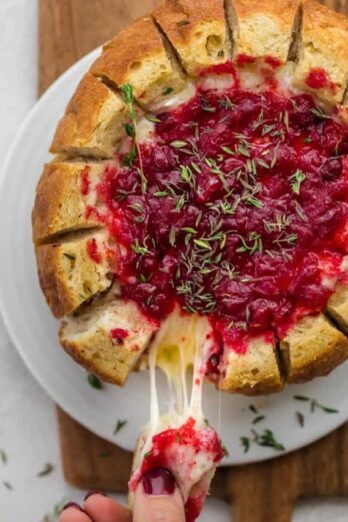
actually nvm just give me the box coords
[59,468,185,522]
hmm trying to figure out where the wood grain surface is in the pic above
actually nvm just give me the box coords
[39,1,348,520]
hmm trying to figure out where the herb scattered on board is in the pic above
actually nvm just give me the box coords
[293,395,339,414]
[3,481,13,491]
[248,404,266,425]
[38,462,55,478]
[240,428,285,453]
[0,449,7,465]
[296,411,305,427]
[87,373,103,390]
[114,419,127,435]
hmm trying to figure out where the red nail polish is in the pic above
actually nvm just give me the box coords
[63,502,85,512]
[84,490,108,501]
[142,468,175,496]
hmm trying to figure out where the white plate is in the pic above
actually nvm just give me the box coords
[0,48,348,465]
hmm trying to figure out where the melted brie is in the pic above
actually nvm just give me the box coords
[140,308,214,463]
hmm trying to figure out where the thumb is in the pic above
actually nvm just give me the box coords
[133,468,186,522]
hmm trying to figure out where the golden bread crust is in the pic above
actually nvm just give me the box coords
[50,73,128,158]
[219,335,284,395]
[327,284,348,335]
[60,299,158,386]
[153,0,232,75]
[32,161,108,243]
[279,313,348,383]
[293,0,348,104]
[90,15,187,108]
[230,0,300,62]
[33,0,348,393]
[36,231,112,319]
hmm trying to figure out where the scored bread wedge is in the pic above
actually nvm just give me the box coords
[293,0,348,105]
[219,334,283,395]
[60,297,159,385]
[227,0,300,64]
[153,0,232,76]
[279,313,348,383]
[90,15,187,109]
[50,73,128,158]
[327,283,348,335]
[36,229,113,319]
[32,160,114,243]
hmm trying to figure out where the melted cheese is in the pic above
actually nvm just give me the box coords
[138,308,215,463]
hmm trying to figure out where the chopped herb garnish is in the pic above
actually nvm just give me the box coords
[221,145,234,155]
[252,415,266,425]
[163,86,174,95]
[114,419,127,435]
[240,436,250,453]
[123,122,135,138]
[296,411,305,427]
[38,463,54,477]
[0,450,7,465]
[194,239,212,250]
[132,239,150,256]
[252,429,285,451]
[293,395,339,414]
[145,114,161,123]
[290,169,306,195]
[311,107,330,119]
[63,253,76,261]
[303,137,312,143]
[87,373,103,390]
[3,481,13,491]
[171,140,188,148]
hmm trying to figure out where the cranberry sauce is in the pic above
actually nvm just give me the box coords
[93,84,348,346]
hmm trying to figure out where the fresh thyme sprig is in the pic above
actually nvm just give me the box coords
[121,83,147,193]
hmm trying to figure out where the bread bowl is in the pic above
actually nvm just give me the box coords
[33,0,348,396]
[31,0,348,517]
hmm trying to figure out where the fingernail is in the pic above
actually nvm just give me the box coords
[142,468,175,496]
[84,490,108,501]
[63,502,85,512]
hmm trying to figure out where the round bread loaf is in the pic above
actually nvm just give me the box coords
[32,0,348,395]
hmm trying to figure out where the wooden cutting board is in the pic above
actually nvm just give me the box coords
[39,1,348,520]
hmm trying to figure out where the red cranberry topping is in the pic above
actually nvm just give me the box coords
[305,67,337,94]
[93,83,348,347]
[111,328,129,344]
[80,166,90,196]
[86,238,101,264]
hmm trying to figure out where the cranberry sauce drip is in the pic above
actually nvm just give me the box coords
[97,86,348,343]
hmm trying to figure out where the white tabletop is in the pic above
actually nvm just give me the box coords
[0,1,347,520]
